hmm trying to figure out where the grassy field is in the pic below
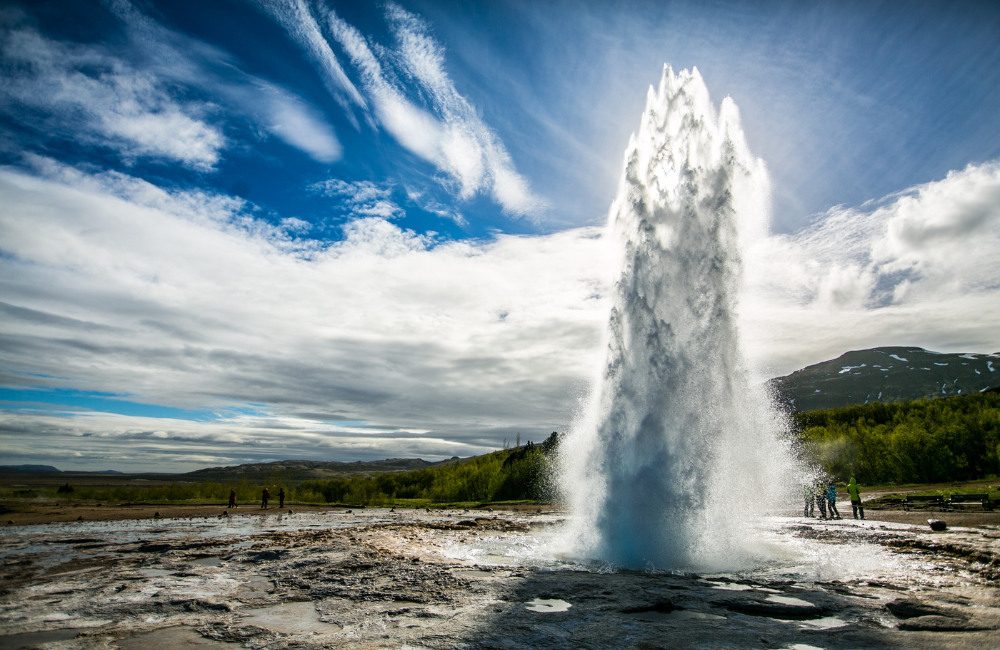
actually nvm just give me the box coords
[0,435,560,509]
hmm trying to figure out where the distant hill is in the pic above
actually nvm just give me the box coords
[176,458,450,482]
[771,347,999,412]
[0,464,61,473]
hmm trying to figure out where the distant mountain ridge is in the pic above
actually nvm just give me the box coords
[771,346,1000,412]
[176,457,450,482]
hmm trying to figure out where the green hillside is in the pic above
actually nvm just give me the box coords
[794,390,1000,485]
[772,347,999,412]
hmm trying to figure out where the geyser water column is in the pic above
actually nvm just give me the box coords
[560,65,794,570]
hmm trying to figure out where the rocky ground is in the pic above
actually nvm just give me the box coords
[1,507,999,650]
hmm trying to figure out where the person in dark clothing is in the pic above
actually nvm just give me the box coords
[228,489,237,508]
[815,482,828,520]
[278,488,285,509]
[261,487,270,509]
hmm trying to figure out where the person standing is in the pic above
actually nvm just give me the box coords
[228,489,237,508]
[826,483,841,519]
[278,487,285,509]
[815,482,828,520]
[847,477,864,520]
[803,484,814,517]
[261,487,270,509]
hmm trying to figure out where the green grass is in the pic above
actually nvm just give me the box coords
[1,435,562,508]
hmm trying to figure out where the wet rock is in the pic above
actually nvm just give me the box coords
[719,599,828,620]
[886,598,951,619]
[622,601,678,614]
[153,511,160,518]
[928,519,947,531]
[898,615,994,632]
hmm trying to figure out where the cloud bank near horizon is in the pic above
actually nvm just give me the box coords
[1,156,998,471]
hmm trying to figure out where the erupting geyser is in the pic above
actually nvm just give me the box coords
[560,65,795,570]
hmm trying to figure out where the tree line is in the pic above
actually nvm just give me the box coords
[794,391,1000,485]
[45,433,561,506]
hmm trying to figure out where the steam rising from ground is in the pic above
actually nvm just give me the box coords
[559,66,796,571]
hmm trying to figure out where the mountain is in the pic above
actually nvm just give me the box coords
[770,347,1000,412]
[176,458,444,482]
[0,465,61,473]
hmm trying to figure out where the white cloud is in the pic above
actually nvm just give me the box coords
[2,154,998,469]
[71,0,343,165]
[310,179,403,218]
[258,1,544,218]
[252,82,342,163]
[253,0,368,124]
[0,160,605,470]
[743,161,1000,375]
[0,26,226,170]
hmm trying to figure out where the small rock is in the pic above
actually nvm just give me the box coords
[287,509,293,514]
[928,519,947,531]
[345,509,352,514]
[6,520,13,525]
[77,515,83,521]
[153,511,160,518]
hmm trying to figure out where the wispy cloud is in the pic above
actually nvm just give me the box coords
[259,0,544,218]
[0,1,343,168]
[0,25,226,171]
[104,0,342,164]
[253,0,368,128]
[310,179,403,219]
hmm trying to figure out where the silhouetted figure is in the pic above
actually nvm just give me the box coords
[228,489,237,508]
[278,488,285,508]
[803,484,814,517]
[826,483,841,519]
[815,482,828,519]
[261,487,270,509]
[847,477,864,519]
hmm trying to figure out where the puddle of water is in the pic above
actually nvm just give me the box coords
[239,575,273,598]
[453,569,492,578]
[0,628,86,648]
[189,556,222,567]
[766,595,814,608]
[117,625,233,648]
[139,568,172,577]
[241,602,342,635]
[525,598,571,613]
[704,581,752,591]
[798,616,848,630]
[622,609,725,622]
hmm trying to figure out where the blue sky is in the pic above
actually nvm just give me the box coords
[1,0,999,471]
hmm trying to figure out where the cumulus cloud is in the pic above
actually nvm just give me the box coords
[0,159,605,470]
[743,161,1000,375]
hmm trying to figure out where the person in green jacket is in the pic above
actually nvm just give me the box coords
[847,477,864,520]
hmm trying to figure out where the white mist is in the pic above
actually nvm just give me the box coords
[559,65,796,571]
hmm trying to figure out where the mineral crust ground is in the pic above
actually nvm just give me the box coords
[1,507,998,649]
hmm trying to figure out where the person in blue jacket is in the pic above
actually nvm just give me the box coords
[826,483,841,519]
